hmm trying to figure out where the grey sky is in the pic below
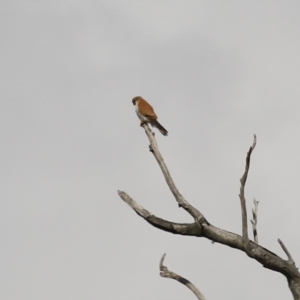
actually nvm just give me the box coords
[1,1,300,299]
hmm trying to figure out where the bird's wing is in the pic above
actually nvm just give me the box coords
[138,100,157,119]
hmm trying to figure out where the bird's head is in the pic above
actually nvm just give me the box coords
[132,96,142,105]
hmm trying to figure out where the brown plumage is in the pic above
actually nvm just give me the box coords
[132,96,168,136]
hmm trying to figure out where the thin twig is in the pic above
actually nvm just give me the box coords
[278,239,295,265]
[250,199,259,244]
[159,253,206,300]
[239,134,256,245]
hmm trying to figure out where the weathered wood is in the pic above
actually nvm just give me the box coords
[118,124,300,299]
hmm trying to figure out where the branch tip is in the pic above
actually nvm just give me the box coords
[278,238,295,264]
[252,134,257,150]
[159,253,167,269]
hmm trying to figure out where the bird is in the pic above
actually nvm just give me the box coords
[132,96,168,136]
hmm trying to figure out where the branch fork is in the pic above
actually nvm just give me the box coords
[118,124,300,299]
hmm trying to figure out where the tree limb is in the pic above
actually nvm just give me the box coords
[159,253,206,300]
[118,189,298,278]
[118,128,300,299]
[143,124,207,224]
[118,190,201,236]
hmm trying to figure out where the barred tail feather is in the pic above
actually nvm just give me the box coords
[152,120,168,136]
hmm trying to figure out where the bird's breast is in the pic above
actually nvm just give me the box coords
[135,104,147,122]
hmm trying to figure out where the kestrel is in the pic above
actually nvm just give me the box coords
[132,96,168,136]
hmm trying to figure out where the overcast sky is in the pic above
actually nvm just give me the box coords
[1,1,300,299]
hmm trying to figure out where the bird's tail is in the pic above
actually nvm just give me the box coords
[152,120,168,136]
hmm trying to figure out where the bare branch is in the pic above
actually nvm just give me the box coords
[119,189,300,279]
[278,239,295,265]
[118,190,151,218]
[250,199,259,244]
[159,253,206,300]
[239,134,256,245]
[118,190,201,236]
[142,124,207,224]
[119,129,300,298]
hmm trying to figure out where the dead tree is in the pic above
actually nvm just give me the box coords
[118,124,300,299]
